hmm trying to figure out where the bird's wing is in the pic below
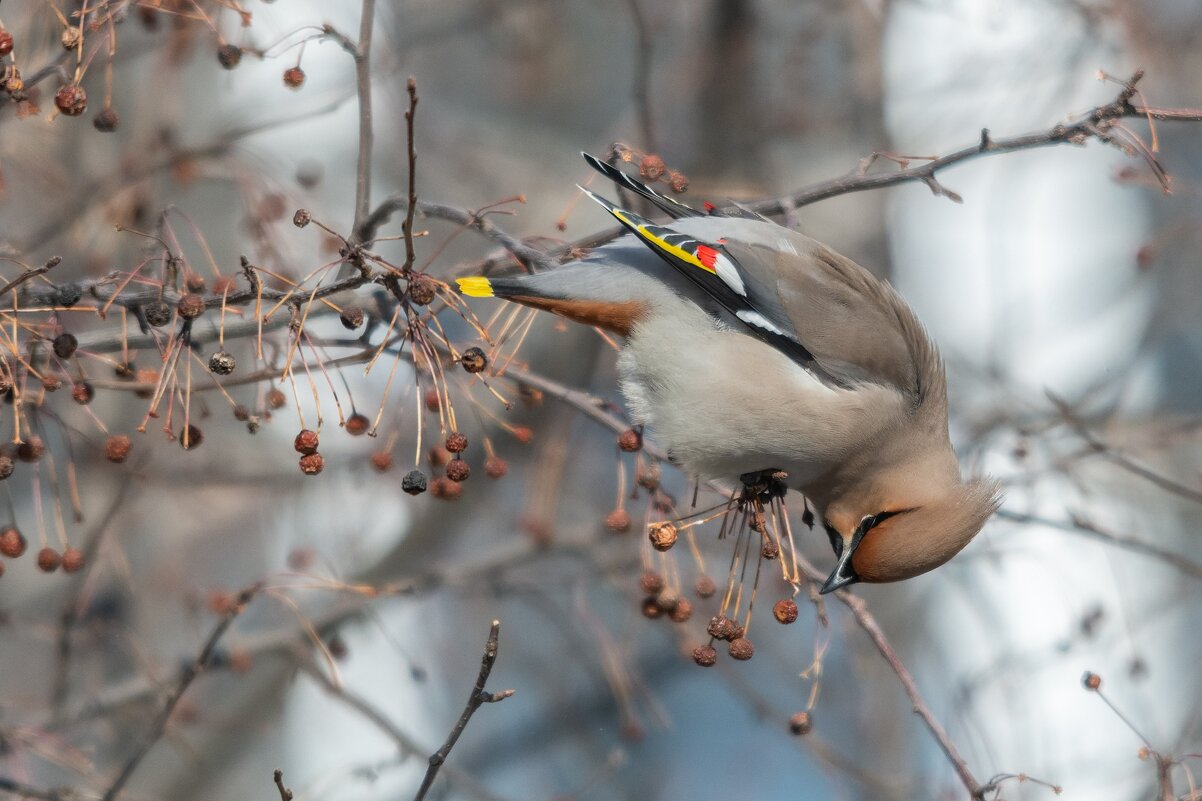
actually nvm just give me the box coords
[705,218,944,403]
[579,186,841,381]
[580,156,942,401]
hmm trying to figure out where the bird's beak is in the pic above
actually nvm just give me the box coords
[820,518,871,594]
[820,547,859,594]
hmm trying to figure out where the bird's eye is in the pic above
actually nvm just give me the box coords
[823,522,842,558]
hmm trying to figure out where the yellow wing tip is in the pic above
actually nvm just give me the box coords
[456,277,494,298]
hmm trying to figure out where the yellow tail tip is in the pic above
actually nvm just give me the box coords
[456,276,494,298]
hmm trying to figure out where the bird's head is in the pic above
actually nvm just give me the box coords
[818,476,1001,594]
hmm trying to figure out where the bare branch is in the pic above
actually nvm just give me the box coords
[412,620,514,801]
[99,584,261,801]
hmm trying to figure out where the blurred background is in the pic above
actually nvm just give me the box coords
[1,1,1201,800]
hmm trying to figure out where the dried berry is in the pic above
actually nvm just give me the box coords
[72,382,94,405]
[266,388,287,409]
[52,332,78,359]
[639,154,666,180]
[636,463,660,490]
[61,27,82,50]
[617,428,642,452]
[483,456,508,479]
[217,43,242,69]
[339,306,364,330]
[55,284,82,307]
[208,350,236,375]
[294,429,319,455]
[423,388,441,413]
[401,469,427,495]
[641,596,663,619]
[728,637,754,661]
[407,274,437,306]
[42,376,62,392]
[54,83,87,116]
[0,30,13,57]
[4,70,24,94]
[345,413,369,436]
[668,170,689,193]
[760,540,780,560]
[299,452,324,475]
[283,66,306,89]
[144,301,172,327]
[293,209,312,228]
[134,368,159,399]
[445,458,470,482]
[773,599,798,625]
[371,451,394,472]
[16,436,45,462]
[233,405,250,422]
[513,426,534,444]
[1082,671,1102,691]
[788,711,813,736]
[429,476,462,501]
[648,521,677,552]
[605,508,631,533]
[186,273,207,294]
[179,424,203,450]
[692,645,717,667]
[639,571,664,596]
[427,446,451,468]
[460,347,487,374]
[93,108,119,132]
[61,547,85,573]
[177,293,206,320]
[105,434,132,463]
[445,432,468,453]
[670,598,694,623]
[0,527,26,557]
[0,455,13,481]
[706,615,735,640]
[37,547,62,573]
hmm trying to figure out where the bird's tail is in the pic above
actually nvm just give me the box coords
[455,268,650,337]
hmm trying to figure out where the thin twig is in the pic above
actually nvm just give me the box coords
[749,72,1173,214]
[1048,392,1202,507]
[833,585,982,798]
[401,77,419,272]
[351,0,377,239]
[622,0,656,152]
[99,584,261,801]
[412,620,514,801]
[298,660,513,801]
[0,257,61,296]
[273,769,294,801]
[996,508,1202,581]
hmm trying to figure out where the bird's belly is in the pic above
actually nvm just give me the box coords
[618,324,851,486]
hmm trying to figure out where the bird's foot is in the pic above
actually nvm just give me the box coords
[738,469,789,503]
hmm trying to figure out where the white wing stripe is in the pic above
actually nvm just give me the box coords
[736,309,786,336]
[714,254,746,296]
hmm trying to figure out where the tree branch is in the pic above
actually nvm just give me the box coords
[99,584,261,801]
[412,620,514,801]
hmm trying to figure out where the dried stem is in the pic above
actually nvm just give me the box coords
[402,77,420,272]
[412,620,514,801]
[351,0,377,239]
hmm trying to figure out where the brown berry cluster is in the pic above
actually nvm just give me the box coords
[638,571,694,624]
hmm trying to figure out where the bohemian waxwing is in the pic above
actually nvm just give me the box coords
[457,153,1000,593]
